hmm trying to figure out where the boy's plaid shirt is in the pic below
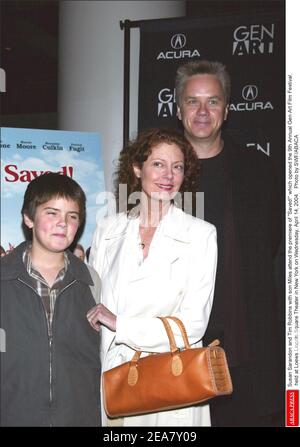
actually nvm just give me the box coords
[23,247,69,336]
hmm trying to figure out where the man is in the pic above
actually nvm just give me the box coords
[175,60,284,427]
[0,173,101,426]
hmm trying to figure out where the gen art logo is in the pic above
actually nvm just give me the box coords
[157,88,176,118]
[246,141,270,156]
[232,24,274,56]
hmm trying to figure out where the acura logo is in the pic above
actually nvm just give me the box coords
[171,34,186,49]
[242,85,258,101]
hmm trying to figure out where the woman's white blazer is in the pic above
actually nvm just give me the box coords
[90,205,217,425]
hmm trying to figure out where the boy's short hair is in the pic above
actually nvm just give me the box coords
[21,172,86,240]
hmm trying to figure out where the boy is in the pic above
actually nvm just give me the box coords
[0,172,101,426]
[73,243,86,262]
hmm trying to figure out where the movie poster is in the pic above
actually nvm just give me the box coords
[0,127,106,256]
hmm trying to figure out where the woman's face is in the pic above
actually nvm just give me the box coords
[133,142,185,202]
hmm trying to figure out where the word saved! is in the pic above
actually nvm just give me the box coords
[3,165,74,182]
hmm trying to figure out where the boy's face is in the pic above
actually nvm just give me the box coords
[24,196,80,254]
[73,247,85,261]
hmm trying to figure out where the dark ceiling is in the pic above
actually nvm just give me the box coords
[186,0,284,16]
[0,0,59,115]
[0,0,284,119]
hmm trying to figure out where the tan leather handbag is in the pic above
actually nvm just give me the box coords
[102,316,233,418]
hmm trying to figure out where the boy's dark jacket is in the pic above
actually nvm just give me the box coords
[0,241,101,427]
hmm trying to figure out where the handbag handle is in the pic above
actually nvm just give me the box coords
[165,316,191,349]
[158,316,191,351]
[128,316,190,385]
[162,316,219,349]
[158,317,179,353]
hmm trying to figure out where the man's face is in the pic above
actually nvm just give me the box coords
[177,74,228,145]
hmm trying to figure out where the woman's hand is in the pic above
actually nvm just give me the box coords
[86,304,117,332]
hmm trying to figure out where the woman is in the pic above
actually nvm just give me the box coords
[87,128,217,426]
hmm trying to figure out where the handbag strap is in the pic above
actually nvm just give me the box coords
[158,317,178,353]
[128,316,191,385]
[166,316,191,349]
[129,316,188,361]
[158,316,191,351]
[163,317,218,349]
